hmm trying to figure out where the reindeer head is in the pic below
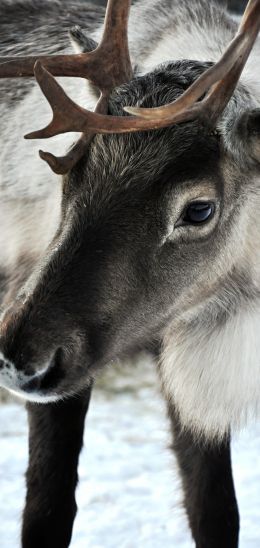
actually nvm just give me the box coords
[0,0,260,414]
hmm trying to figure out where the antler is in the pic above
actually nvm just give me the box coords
[0,0,260,174]
[0,0,133,173]
[0,0,132,90]
[126,0,260,125]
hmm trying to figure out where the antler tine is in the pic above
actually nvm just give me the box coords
[125,0,260,126]
[24,61,166,141]
[0,52,85,79]
[38,118,104,176]
[23,60,191,143]
[96,0,133,88]
[202,0,260,123]
[29,63,111,174]
[24,62,83,139]
[0,0,132,92]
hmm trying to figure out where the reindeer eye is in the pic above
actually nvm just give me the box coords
[181,202,215,225]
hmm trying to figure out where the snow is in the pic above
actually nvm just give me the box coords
[0,358,259,548]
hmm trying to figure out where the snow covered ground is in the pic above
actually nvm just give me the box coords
[0,358,259,548]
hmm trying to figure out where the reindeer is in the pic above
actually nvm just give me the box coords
[0,0,260,546]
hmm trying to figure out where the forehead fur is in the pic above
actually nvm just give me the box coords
[70,60,221,201]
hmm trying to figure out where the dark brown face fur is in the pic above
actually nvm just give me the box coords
[0,60,258,402]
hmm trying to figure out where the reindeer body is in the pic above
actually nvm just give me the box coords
[1,0,260,546]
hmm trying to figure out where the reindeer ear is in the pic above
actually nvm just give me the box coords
[69,26,100,100]
[244,109,260,136]
[236,108,260,165]
[69,26,98,54]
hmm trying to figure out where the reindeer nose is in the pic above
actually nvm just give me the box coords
[0,348,61,401]
[19,368,49,394]
[0,352,46,389]
[20,348,64,400]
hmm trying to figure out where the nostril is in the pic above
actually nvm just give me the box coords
[21,347,65,394]
[39,347,65,391]
[20,373,42,394]
[0,348,65,396]
[0,356,11,370]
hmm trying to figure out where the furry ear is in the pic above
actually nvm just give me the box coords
[236,109,260,165]
[69,26,100,100]
[69,26,98,54]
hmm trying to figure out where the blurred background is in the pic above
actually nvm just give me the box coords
[92,0,248,12]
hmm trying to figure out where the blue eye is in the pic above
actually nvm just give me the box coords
[183,202,215,225]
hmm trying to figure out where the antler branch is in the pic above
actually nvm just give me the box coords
[0,0,132,92]
[0,0,133,173]
[126,0,260,126]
